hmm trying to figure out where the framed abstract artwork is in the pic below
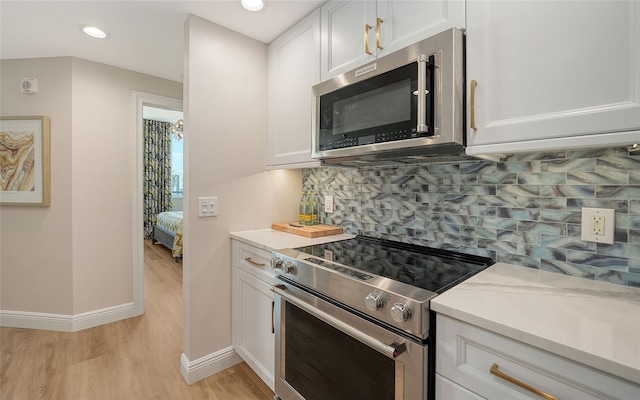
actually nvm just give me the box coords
[0,116,51,206]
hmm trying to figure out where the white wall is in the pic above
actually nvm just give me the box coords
[0,57,74,314]
[0,57,182,321]
[183,15,301,365]
[70,58,183,314]
[3,26,302,381]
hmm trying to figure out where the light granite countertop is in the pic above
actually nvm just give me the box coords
[230,228,355,252]
[431,262,640,385]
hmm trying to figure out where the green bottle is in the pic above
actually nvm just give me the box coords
[298,191,306,225]
[304,192,313,226]
[311,192,319,225]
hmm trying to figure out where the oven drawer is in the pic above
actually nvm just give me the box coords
[436,314,640,400]
[232,241,275,284]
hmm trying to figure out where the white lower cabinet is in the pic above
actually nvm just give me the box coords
[436,314,640,400]
[436,373,485,400]
[232,240,275,390]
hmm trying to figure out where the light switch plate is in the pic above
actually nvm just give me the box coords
[581,207,614,244]
[208,197,218,216]
[198,197,218,218]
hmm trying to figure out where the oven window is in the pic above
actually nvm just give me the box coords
[285,303,395,400]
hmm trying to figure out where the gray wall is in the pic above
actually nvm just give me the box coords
[303,146,640,287]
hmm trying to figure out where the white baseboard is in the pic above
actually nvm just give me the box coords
[0,303,134,332]
[0,310,74,331]
[72,303,135,331]
[180,347,243,385]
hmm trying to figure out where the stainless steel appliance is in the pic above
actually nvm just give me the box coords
[311,28,464,166]
[271,236,494,400]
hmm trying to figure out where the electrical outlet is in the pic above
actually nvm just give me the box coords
[581,207,614,244]
[324,195,334,213]
[591,215,604,236]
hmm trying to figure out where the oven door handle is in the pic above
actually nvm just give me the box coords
[272,284,406,359]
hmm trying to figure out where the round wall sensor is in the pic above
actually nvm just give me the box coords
[21,78,38,94]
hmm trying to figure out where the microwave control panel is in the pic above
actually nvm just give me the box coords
[320,128,431,150]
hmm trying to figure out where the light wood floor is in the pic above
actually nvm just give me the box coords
[0,240,274,400]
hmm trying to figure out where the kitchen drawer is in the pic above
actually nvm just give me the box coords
[232,241,275,284]
[436,373,486,400]
[436,314,640,400]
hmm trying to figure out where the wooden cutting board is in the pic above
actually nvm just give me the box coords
[271,222,343,238]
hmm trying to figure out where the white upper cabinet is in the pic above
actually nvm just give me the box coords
[376,0,465,58]
[466,0,640,156]
[320,0,465,81]
[267,10,321,169]
[320,0,376,81]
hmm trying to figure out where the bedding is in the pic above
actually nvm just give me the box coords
[153,211,183,260]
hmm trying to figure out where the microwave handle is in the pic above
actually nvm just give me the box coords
[416,54,428,133]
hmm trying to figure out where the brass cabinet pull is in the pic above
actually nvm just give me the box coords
[376,18,384,50]
[244,257,265,267]
[364,24,373,55]
[470,79,478,131]
[490,363,560,400]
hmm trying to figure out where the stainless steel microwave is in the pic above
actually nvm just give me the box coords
[311,28,464,165]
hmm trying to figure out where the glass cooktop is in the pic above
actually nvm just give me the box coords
[295,235,494,294]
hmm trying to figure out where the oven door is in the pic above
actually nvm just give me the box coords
[272,279,428,400]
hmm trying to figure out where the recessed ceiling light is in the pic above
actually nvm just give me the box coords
[241,0,264,12]
[80,25,110,39]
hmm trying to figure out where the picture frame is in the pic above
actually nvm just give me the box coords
[0,116,51,206]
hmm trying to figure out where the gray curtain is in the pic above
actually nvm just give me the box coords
[143,119,173,239]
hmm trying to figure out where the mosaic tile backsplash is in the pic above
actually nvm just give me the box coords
[302,146,640,288]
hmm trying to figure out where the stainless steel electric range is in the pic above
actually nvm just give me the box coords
[270,235,494,400]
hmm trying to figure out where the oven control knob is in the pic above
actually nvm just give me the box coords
[282,261,296,275]
[270,257,283,270]
[365,293,386,311]
[390,303,411,323]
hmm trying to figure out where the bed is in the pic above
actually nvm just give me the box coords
[152,211,183,262]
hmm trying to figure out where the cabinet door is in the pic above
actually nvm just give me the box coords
[321,0,465,81]
[376,0,465,57]
[436,374,486,400]
[232,268,275,390]
[320,0,377,81]
[267,10,321,168]
[466,0,640,155]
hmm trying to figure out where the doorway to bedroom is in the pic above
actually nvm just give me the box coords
[143,105,183,260]
[133,92,183,317]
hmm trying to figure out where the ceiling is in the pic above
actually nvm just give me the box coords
[0,0,326,83]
